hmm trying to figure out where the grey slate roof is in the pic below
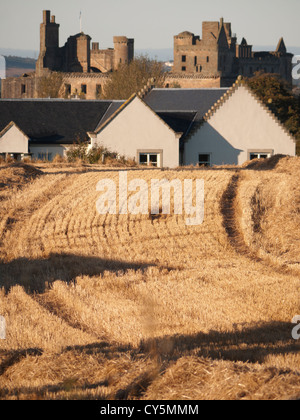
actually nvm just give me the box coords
[0,88,229,147]
[157,111,197,136]
[95,101,125,131]
[144,88,228,121]
[0,99,119,144]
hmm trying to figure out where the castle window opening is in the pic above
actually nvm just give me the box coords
[81,84,87,94]
[206,56,210,63]
[181,55,186,62]
[65,84,71,95]
[194,56,197,66]
[21,84,26,94]
[181,66,186,72]
[96,84,102,98]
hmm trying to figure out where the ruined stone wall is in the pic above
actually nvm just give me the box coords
[62,73,110,99]
[164,74,222,88]
[1,75,36,99]
[90,46,114,73]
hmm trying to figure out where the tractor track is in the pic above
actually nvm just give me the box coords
[221,171,299,276]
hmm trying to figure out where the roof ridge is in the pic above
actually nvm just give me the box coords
[93,94,137,134]
[137,77,156,99]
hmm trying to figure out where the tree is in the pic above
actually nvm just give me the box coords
[36,72,64,98]
[246,73,300,155]
[102,55,166,100]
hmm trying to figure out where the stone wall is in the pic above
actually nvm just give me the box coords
[2,74,36,99]
[164,74,222,88]
[62,73,110,100]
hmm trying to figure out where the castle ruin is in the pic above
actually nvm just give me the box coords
[2,10,134,99]
[169,18,293,87]
[1,12,294,98]
[36,11,134,76]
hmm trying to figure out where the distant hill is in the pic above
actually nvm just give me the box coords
[3,56,36,78]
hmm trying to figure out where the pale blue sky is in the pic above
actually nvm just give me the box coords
[0,0,299,56]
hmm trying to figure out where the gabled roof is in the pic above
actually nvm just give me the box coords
[93,94,137,135]
[0,99,117,144]
[92,88,230,140]
[95,100,125,131]
[185,77,297,145]
[0,121,29,140]
[91,92,198,140]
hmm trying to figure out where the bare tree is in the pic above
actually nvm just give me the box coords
[102,55,166,100]
[36,72,64,98]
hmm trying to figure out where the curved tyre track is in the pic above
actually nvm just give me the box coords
[220,172,299,275]
[220,172,257,258]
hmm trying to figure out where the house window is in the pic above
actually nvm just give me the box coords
[182,55,186,62]
[138,152,161,167]
[249,152,272,160]
[198,154,211,167]
[81,84,87,94]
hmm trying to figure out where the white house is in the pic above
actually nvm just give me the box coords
[89,83,296,168]
[88,94,184,168]
[0,99,124,161]
[0,81,297,166]
[183,81,296,166]
[0,122,30,159]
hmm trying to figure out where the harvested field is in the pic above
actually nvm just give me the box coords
[0,157,299,400]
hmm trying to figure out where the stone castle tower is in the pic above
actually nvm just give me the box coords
[36,10,134,76]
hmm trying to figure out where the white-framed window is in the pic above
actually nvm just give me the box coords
[250,152,272,160]
[248,150,273,161]
[139,153,160,167]
[198,153,211,167]
[138,150,163,168]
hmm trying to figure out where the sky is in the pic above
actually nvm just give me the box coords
[0,0,299,59]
